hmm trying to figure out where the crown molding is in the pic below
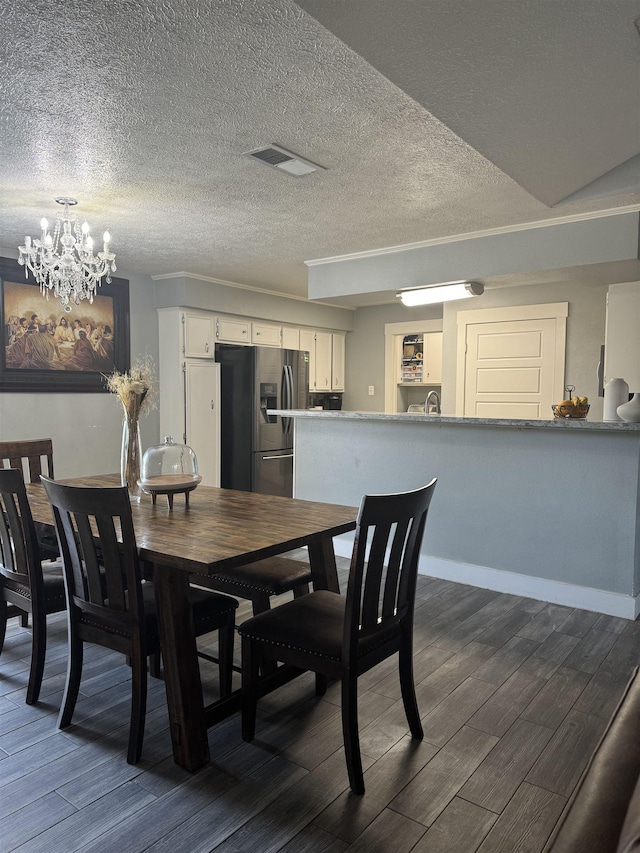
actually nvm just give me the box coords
[304,204,640,267]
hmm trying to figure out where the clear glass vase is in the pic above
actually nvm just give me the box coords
[121,417,143,503]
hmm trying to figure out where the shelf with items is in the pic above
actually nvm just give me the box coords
[400,334,424,383]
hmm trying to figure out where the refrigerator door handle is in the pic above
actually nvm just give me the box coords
[261,453,294,460]
[282,364,293,435]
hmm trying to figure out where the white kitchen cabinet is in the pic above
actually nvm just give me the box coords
[185,361,220,486]
[605,282,640,392]
[331,333,345,391]
[423,332,443,383]
[184,313,215,358]
[299,329,315,382]
[282,326,300,349]
[314,332,332,391]
[300,329,345,392]
[251,321,281,347]
[215,316,250,344]
[157,308,220,486]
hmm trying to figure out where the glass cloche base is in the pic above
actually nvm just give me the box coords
[140,436,201,508]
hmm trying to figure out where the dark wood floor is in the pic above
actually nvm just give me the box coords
[1,557,638,853]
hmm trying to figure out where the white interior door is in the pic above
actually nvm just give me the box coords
[460,307,567,418]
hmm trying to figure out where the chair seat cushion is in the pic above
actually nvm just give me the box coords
[238,590,346,661]
[139,583,238,644]
[200,557,312,596]
[3,560,65,608]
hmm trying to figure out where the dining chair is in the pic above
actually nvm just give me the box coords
[238,479,437,794]
[0,468,66,704]
[194,555,312,616]
[0,439,58,564]
[41,476,239,765]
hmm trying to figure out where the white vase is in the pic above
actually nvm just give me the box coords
[617,393,640,423]
[603,377,629,421]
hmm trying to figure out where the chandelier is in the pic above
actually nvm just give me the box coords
[18,197,116,306]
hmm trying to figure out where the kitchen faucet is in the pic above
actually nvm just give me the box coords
[424,390,441,414]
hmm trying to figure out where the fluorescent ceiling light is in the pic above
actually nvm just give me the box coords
[397,281,484,306]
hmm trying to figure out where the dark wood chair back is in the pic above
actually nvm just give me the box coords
[0,439,54,483]
[0,467,66,704]
[40,476,145,653]
[0,440,57,562]
[344,479,437,662]
[0,467,41,592]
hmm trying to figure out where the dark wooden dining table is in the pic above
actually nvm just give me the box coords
[25,475,357,771]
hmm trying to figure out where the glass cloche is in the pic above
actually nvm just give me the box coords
[140,436,202,505]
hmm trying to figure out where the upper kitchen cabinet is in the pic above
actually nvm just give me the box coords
[282,326,300,350]
[300,329,344,393]
[423,332,443,383]
[314,332,333,391]
[605,282,640,393]
[331,333,345,392]
[215,316,250,344]
[251,321,281,347]
[157,308,220,486]
[184,312,215,358]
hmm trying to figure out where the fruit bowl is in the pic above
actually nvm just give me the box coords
[552,404,590,420]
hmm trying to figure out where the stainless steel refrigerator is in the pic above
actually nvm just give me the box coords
[215,343,309,497]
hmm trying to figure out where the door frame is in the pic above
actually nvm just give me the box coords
[455,302,568,416]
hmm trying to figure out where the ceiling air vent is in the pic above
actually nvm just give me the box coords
[245,144,325,177]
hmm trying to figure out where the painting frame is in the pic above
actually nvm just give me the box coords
[0,256,130,392]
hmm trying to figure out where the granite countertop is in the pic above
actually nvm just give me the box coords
[270,409,640,432]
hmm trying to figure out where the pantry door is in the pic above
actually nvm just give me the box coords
[456,303,568,419]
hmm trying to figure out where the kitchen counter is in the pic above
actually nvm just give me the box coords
[272,408,640,618]
[272,408,640,432]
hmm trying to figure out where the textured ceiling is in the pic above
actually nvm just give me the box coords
[0,0,638,304]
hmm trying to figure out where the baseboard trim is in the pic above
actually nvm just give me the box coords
[331,536,639,619]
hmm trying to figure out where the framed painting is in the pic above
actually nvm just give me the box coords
[0,256,130,392]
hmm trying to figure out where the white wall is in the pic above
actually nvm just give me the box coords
[0,251,159,478]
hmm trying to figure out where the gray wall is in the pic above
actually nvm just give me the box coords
[0,242,619,474]
[442,279,609,420]
[308,213,640,300]
[344,279,609,421]
[293,414,640,601]
[344,301,442,411]
[0,249,159,478]
[154,275,354,333]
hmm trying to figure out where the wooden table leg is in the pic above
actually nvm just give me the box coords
[153,563,210,771]
[308,535,340,593]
